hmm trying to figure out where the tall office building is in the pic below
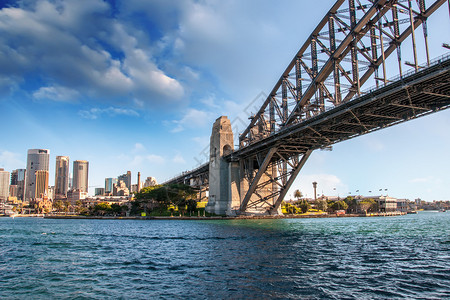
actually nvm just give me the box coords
[35,170,49,199]
[73,160,89,193]
[25,149,50,201]
[11,169,26,201]
[105,178,117,194]
[55,156,70,199]
[118,171,132,190]
[0,168,10,202]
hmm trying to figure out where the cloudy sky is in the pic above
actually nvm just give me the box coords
[0,0,449,201]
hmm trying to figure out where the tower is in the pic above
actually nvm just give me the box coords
[206,116,239,215]
[0,168,10,202]
[25,149,50,201]
[312,181,317,201]
[137,172,141,192]
[73,160,89,193]
[55,156,70,199]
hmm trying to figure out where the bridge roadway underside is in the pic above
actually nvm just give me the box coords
[227,58,450,162]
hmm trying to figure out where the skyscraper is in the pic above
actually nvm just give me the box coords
[35,170,49,199]
[73,160,89,193]
[55,156,70,199]
[25,149,50,201]
[105,178,117,194]
[11,169,26,201]
[0,168,10,202]
[118,171,132,190]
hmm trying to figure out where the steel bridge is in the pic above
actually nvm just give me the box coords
[164,0,450,215]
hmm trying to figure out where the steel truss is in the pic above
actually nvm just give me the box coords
[240,0,448,148]
[235,0,449,214]
[239,149,312,214]
[164,0,450,215]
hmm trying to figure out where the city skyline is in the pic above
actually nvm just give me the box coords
[0,1,449,201]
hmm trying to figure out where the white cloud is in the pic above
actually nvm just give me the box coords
[171,108,212,133]
[132,143,146,154]
[0,0,184,105]
[172,154,186,164]
[33,86,80,102]
[78,107,139,119]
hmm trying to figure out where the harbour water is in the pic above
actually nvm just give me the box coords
[1,211,449,299]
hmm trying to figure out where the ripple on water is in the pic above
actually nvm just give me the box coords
[0,212,449,299]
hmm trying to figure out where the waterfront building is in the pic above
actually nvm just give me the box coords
[25,149,50,201]
[67,189,88,204]
[0,168,10,202]
[105,178,118,195]
[73,160,89,193]
[113,180,129,196]
[55,156,70,199]
[35,170,49,199]
[11,169,26,201]
[144,176,157,187]
[95,188,105,196]
[118,171,132,190]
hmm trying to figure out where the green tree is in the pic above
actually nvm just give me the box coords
[53,200,64,213]
[315,198,328,212]
[93,202,111,216]
[344,196,358,213]
[330,200,348,211]
[134,184,197,215]
[359,198,377,214]
[298,199,311,213]
[294,189,303,200]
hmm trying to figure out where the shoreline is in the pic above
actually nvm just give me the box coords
[0,211,407,220]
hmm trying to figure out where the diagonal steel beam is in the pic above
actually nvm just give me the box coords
[268,150,313,215]
[239,147,278,213]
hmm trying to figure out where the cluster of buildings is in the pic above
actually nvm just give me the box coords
[0,148,158,214]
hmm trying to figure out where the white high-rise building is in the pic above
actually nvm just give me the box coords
[25,149,50,201]
[55,156,70,199]
[0,168,10,202]
[73,160,89,193]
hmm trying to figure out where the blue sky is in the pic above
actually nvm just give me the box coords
[0,0,449,201]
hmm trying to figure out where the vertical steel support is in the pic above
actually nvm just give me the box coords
[268,150,313,215]
[282,78,288,124]
[295,58,302,103]
[240,147,278,213]
[269,96,275,133]
[419,0,430,66]
[392,3,403,77]
[378,16,387,84]
[329,14,341,104]
[370,26,379,88]
[349,0,360,95]
[408,0,419,71]
[311,38,318,78]
[311,38,319,111]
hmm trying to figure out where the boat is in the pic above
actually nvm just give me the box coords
[439,209,446,212]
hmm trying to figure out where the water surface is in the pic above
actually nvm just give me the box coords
[1,212,449,299]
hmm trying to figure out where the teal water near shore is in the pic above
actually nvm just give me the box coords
[1,211,449,299]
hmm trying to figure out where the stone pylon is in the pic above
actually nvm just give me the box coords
[206,116,240,215]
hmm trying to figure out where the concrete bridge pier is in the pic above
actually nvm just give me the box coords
[206,116,241,215]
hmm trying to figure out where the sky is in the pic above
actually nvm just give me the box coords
[0,0,449,201]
